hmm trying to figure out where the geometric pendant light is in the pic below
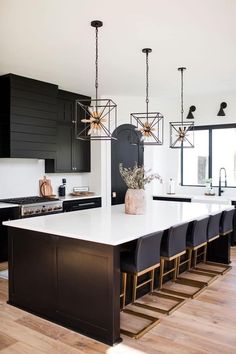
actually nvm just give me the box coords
[75,20,117,140]
[169,67,194,148]
[130,48,164,145]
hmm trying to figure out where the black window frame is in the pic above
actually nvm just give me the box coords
[181,123,236,188]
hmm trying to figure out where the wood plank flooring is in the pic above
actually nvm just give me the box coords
[0,248,235,353]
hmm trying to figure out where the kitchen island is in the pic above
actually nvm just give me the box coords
[3,201,233,345]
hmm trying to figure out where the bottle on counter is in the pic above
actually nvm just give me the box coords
[167,178,175,194]
[58,178,66,197]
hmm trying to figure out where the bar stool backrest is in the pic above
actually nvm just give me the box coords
[187,216,209,247]
[135,231,163,272]
[164,222,189,257]
[220,208,235,234]
[207,212,222,240]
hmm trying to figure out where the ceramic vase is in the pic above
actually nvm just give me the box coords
[124,188,146,215]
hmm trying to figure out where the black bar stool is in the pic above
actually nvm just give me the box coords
[120,231,162,338]
[177,216,218,287]
[207,211,222,242]
[158,221,208,299]
[220,208,234,236]
[120,230,184,338]
[197,208,234,275]
[158,222,188,288]
[186,216,209,269]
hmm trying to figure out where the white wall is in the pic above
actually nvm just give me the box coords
[0,159,90,199]
[163,91,236,197]
[101,90,236,202]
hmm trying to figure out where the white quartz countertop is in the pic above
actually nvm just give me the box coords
[3,201,233,246]
[0,203,19,209]
[59,195,101,202]
[154,194,235,204]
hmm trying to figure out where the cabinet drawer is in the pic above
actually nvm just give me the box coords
[153,196,192,203]
[63,198,102,212]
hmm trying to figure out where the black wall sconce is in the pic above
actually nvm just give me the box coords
[186,105,196,119]
[217,102,227,116]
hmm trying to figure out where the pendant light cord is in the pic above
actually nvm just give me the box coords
[180,68,185,124]
[95,26,99,102]
[146,51,149,120]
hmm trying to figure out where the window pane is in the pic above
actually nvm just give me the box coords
[183,130,209,185]
[212,128,236,187]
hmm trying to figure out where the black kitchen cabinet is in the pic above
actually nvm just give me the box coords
[153,196,192,203]
[45,90,91,173]
[0,74,58,159]
[0,207,19,261]
[63,197,102,212]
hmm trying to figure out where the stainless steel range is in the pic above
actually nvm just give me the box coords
[0,196,63,218]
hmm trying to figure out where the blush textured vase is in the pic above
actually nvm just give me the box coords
[125,188,146,215]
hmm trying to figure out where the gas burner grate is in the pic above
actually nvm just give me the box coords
[0,196,59,205]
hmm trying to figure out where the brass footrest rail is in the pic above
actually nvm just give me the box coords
[120,308,160,339]
[175,277,208,288]
[196,261,232,275]
[131,291,185,315]
[177,269,219,286]
[159,278,207,299]
[159,287,193,299]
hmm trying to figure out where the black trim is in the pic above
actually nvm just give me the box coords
[153,196,191,203]
[181,123,236,188]
[193,123,236,130]
[209,128,212,178]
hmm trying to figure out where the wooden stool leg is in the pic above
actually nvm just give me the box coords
[132,274,138,303]
[188,248,192,270]
[173,257,179,281]
[150,269,155,292]
[176,256,181,277]
[203,244,207,263]
[159,259,165,289]
[193,249,197,268]
[122,272,127,309]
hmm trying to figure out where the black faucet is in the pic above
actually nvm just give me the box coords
[218,167,227,196]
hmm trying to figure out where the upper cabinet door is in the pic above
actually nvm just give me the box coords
[56,124,73,173]
[58,98,74,123]
[47,89,91,173]
[72,136,91,172]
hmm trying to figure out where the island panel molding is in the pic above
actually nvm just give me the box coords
[8,228,120,345]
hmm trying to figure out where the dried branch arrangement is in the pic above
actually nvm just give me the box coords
[119,163,162,189]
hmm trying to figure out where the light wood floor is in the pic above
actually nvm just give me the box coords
[0,249,236,354]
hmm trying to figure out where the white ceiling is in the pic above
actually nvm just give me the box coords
[1,0,236,99]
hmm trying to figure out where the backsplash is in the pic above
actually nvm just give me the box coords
[0,159,90,199]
